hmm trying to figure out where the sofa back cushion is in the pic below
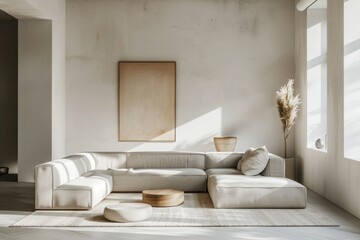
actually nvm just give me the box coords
[126,152,205,169]
[90,152,127,170]
[205,152,243,170]
[52,153,96,188]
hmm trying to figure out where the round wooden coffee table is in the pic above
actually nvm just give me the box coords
[142,189,184,207]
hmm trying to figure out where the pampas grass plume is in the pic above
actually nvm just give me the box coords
[276,79,301,158]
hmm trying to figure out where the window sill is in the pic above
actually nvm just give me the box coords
[307,147,327,153]
[344,156,360,162]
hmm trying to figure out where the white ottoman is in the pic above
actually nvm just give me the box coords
[104,203,152,222]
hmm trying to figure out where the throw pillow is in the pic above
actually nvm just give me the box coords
[237,148,254,171]
[241,146,269,176]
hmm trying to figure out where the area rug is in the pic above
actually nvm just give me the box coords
[11,193,338,227]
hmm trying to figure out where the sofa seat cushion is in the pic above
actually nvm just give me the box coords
[208,175,306,209]
[206,168,242,176]
[53,170,112,209]
[112,168,207,192]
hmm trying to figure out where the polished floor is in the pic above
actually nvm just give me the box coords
[0,182,359,240]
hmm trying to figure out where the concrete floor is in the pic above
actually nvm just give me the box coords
[0,182,360,240]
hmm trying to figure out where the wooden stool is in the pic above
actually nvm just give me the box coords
[142,189,184,207]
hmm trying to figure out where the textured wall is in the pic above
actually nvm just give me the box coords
[23,0,67,162]
[18,20,52,182]
[295,0,360,218]
[0,10,17,173]
[66,0,295,156]
[0,0,66,182]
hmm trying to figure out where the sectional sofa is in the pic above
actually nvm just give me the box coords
[35,152,307,210]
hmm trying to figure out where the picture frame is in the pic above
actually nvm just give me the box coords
[118,61,176,142]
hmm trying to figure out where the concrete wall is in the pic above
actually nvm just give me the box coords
[295,0,360,219]
[0,10,18,173]
[18,20,52,182]
[0,0,66,182]
[66,0,295,156]
[22,0,66,162]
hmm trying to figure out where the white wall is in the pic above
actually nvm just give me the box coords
[66,0,295,156]
[18,20,52,182]
[295,0,360,219]
[0,0,66,182]
[24,0,66,161]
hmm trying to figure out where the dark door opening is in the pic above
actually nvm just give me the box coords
[0,9,18,181]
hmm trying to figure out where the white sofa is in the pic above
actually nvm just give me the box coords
[35,152,307,210]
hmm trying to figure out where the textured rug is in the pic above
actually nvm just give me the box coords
[11,193,338,227]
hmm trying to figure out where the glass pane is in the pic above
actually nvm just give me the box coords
[307,0,327,151]
[344,0,360,160]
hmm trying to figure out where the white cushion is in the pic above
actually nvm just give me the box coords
[53,153,97,188]
[206,168,242,176]
[240,146,269,176]
[126,152,205,169]
[90,153,127,170]
[112,168,205,176]
[53,171,112,209]
[208,175,307,208]
[111,168,207,192]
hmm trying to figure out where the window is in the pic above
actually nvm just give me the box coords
[307,0,327,151]
[344,0,360,160]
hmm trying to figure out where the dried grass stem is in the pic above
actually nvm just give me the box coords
[276,79,301,158]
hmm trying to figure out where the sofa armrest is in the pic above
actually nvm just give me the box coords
[261,154,285,177]
[35,161,71,209]
[35,153,96,209]
[35,163,55,209]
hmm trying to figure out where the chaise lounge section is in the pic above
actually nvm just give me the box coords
[206,152,307,208]
[35,151,307,210]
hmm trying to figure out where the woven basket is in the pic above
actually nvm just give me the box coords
[213,136,237,152]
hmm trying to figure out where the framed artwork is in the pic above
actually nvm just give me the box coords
[118,61,176,141]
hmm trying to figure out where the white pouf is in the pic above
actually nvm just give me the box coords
[104,203,153,222]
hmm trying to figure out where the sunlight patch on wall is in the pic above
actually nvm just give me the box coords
[306,7,327,151]
[129,107,222,151]
[344,0,360,160]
